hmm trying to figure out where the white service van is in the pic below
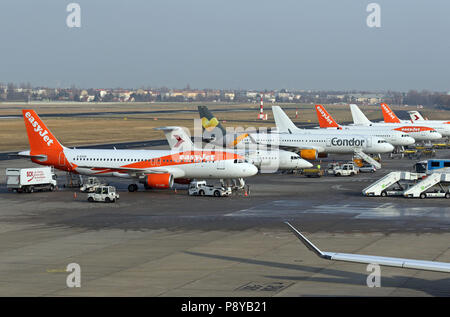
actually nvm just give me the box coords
[331,163,359,176]
[87,186,120,203]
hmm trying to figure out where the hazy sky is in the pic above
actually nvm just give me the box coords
[0,0,449,91]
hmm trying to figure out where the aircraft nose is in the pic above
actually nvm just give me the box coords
[299,160,313,169]
[385,143,395,152]
[405,136,416,145]
[244,164,258,176]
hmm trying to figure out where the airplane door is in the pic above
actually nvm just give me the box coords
[156,158,161,166]
[58,152,66,166]
[366,137,372,148]
[217,160,225,170]
[326,138,331,147]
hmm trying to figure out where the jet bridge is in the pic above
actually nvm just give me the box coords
[403,172,450,198]
[362,171,420,196]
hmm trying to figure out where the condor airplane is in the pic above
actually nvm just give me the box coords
[314,104,415,146]
[408,110,450,125]
[199,105,393,168]
[231,106,393,168]
[19,110,258,192]
[196,106,313,170]
[380,103,450,137]
[350,104,443,141]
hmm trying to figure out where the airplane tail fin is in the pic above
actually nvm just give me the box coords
[22,110,64,154]
[381,103,401,123]
[315,105,341,128]
[349,104,372,126]
[155,126,195,151]
[272,106,300,133]
[197,106,227,135]
[408,111,425,122]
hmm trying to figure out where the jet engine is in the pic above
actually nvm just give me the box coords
[146,173,174,188]
[299,149,318,160]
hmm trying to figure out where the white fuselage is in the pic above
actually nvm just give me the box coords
[395,120,450,137]
[351,122,443,141]
[313,127,415,146]
[241,133,394,154]
[62,148,258,179]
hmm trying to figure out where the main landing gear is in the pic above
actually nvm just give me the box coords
[128,184,138,192]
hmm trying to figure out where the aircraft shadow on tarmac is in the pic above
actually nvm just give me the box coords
[184,251,450,296]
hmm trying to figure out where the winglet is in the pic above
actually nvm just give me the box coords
[285,222,330,259]
[381,103,401,123]
[315,105,341,129]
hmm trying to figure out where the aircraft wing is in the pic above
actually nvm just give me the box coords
[276,144,324,153]
[292,145,323,152]
[285,222,450,273]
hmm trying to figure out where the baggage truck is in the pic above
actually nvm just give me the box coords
[6,167,57,193]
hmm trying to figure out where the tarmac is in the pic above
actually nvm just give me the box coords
[0,147,448,296]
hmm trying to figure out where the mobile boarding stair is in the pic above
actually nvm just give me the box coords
[403,172,450,198]
[354,150,381,169]
[362,171,420,197]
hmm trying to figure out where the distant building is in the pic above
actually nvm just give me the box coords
[223,92,235,101]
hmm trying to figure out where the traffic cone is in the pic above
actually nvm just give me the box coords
[73,192,77,199]
[244,190,248,197]
[174,188,177,194]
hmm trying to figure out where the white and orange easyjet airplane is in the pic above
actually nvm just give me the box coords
[380,103,450,137]
[314,104,415,146]
[18,110,258,192]
[349,104,443,141]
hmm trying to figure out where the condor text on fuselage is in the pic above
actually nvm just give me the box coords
[331,137,365,147]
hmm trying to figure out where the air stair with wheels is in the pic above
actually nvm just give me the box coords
[354,150,381,169]
[403,172,450,198]
[362,171,420,196]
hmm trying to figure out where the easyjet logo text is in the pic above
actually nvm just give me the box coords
[25,112,54,146]
[382,104,397,121]
[317,106,335,126]
[178,154,216,161]
[395,127,431,133]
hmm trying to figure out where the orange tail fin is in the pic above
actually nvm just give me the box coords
[22,110,64,154]
[315,105,341,128]
[381,103,401,123]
